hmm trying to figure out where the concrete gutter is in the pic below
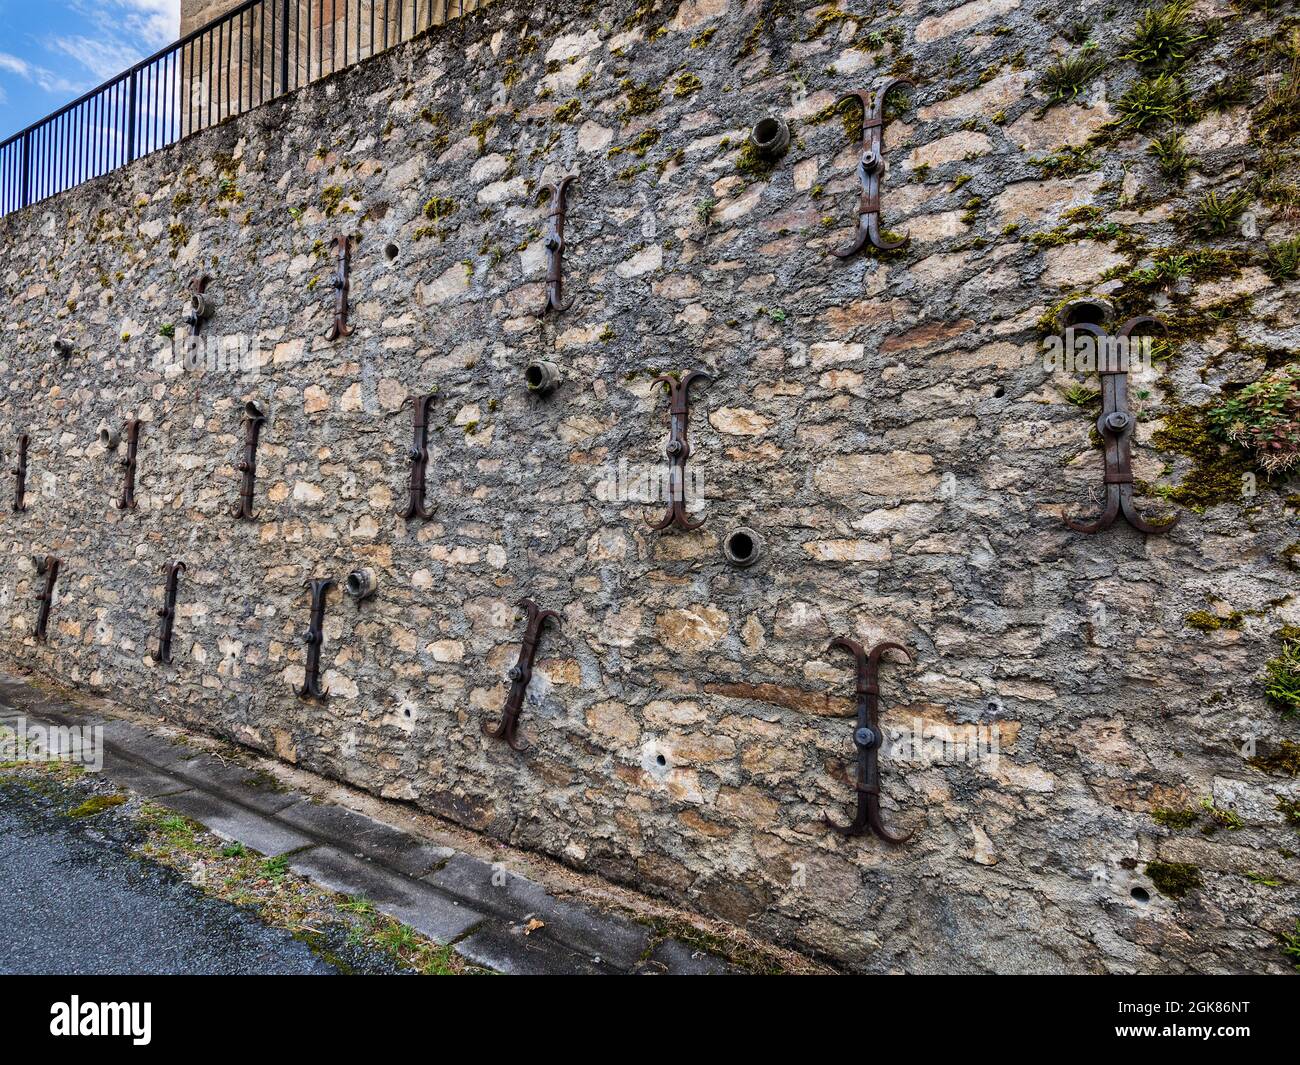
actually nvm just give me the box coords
[0,671,739,975]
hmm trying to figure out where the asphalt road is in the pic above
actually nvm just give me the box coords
[0,782,337,976]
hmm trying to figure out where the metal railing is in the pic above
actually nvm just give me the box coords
[0,0,484,218]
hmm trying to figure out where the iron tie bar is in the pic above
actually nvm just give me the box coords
[154,561,186,664]
[116,418,142,511]
[826,637,913,844]
[1063,316,1177,536]
[647,370,711,532]
[34,555,60,643]
[540,175,577,315]
[832,76,916,259]
[324,234,355,342]
[298,577,336,701]
[400,392,437,522]
[483,598,561,753]
[12,432,29,512]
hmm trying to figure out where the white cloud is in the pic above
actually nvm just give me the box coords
[48,36,144,82]
[0,51,82,94]
[44,2,181,88]
[118,0,183,48]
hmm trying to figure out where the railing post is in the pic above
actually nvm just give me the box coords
[280,0,292,96]
[127,69,139,163]
[20,130,31,209]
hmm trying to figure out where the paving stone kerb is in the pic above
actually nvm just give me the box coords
[2,679,728,974]
[0,0,1297,973]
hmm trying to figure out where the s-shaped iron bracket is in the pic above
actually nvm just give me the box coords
[400,392,437,521]
[154,561,186,664]
[483,598,561,752]
[540,175,576,315]
[1064,316,1177,536]
[232,402,266,520]
[298,577,336,701]
[116,418,142,511]
[324,234,355,342]
[831,77,915,259]
[13,432,28,512]
[34,555,60,643]
[646,370,711,532]
[184,272,214,336]
[826,637,913,844]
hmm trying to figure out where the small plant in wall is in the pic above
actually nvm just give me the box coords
[1038,48,1107,105]
[1261,627,1300,719]
[1121,0,1205,67]
[1116,73,1189,130]
[1190,188,1251,235]
[1209,365,1300,474]
[1148,131,1191,183]
[1282,919,1300,972]
[1265,235,1300,281]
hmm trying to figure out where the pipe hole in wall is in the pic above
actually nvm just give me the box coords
[993,386,1005,398]
[1130,887,1150,903]
[1058,298,1113,332]
[750,116,790,159]
[385,243,400,261]
[525,360,561,396]
[345,568,378,602]
[656,754,667,767]
[723,527,762,568]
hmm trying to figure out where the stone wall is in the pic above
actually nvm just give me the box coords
[2,0,1298,973]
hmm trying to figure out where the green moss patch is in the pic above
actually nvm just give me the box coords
[673,72,703,98]
[67,794,128,818]
[1248,738,1300,776]
[1149,405,1256,512]
[620,79,661,119]
[607,129,661,159]
[1151,806,1200,829]
[1145,860,1203,898]
[1184,610,1244,632]
[552,99,581,123]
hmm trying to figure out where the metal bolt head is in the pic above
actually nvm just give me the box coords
[854,726,876,748]
[508,666,524,682]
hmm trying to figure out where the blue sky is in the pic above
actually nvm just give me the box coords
[0,1,180,139]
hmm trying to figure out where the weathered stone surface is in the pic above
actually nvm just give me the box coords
[995,172,1106,225]
[916,0,1022,43]
[918,72,1033,122]
[908,131,993,169]
[1006,101,1113,153]
[1040,241,1129,288]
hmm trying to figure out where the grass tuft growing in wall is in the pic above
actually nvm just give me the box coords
[1260,627,1300,717]
[1121,0,1205,67]
[1039,49,1107,104]
[1265,235,1300,281]
[1189,188,1251,235]
[1148,131,1191,183]
[1116,73,1191,130]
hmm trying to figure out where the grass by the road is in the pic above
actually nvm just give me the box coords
[0,749,481,975]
